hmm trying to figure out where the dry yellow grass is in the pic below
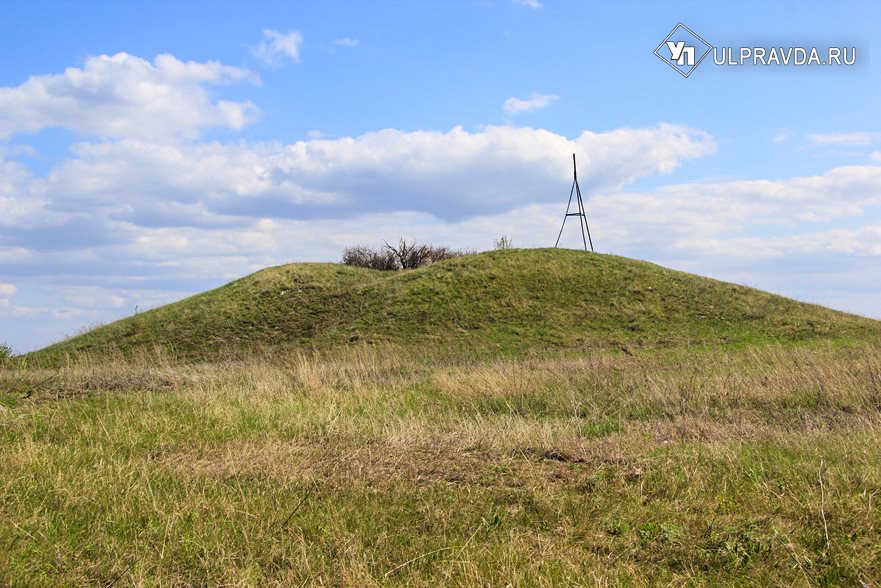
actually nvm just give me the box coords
[2,342,881,585]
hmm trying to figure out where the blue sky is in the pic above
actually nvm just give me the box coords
[1,0,880,352]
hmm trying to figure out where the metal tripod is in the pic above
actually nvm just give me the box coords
[554,153,594,252]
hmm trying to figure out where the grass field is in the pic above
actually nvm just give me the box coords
[3,250,881,585]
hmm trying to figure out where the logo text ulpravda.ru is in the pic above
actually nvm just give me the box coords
[712,46,856,67]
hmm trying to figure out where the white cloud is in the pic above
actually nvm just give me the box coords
[8,124,713,232]
[0,53,259,141]
[870,151,881,163]
[334,38,359,47]
[503,93,558,115]
[0,144,37,158]
[502,164,881,290]
[773,132,790,144]
[807,132,880,146]
[58,286,130,310]
[252,29,304,65]
[513,0,542,8]
[0,283,16,310]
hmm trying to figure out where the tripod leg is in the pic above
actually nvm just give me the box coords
[576,181,594,252]
[584,217,594,252]
[574,181,588,251]
[554,179,577,248]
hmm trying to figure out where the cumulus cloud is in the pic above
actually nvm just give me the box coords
[252,29,304,65]
[0,53,259,141]
[0,124,714,244]
[503,93,558,115]
[586,165,881,239]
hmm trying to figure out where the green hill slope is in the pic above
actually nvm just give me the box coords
[28,249,880,363]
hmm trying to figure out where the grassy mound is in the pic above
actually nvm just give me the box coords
[28,248,880,364]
